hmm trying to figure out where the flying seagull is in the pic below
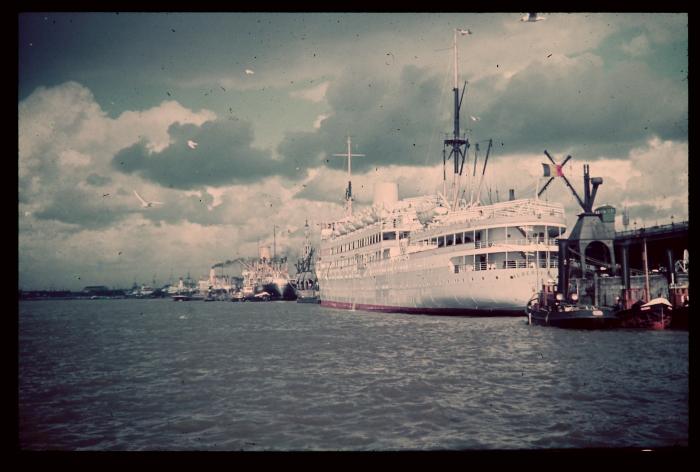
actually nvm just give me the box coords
[187,140,198,149]
[245,69,255,75]
[470,116,481,122]
[521,13,546,22]
[133,190,164,208]
[458,28,473,35]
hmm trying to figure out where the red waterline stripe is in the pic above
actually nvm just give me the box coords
[320,300,525,317]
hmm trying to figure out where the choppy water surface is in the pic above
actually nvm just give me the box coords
[18,299,688,450]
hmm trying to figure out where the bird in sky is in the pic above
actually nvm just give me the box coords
[187,140,198,149]
[470,116,481,122]
[133,190,164,208]
[245,69,255,75]
[458,28,472,35]
[521,13,546,22]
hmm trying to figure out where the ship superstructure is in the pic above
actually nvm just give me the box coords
[318,185,566,314]
[238,239,297,301]
[316,29,567,315]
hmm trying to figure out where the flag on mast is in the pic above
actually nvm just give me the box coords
[542,163,551,177]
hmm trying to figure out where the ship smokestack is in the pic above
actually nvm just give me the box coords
[373,182,398,208]
[259,245,271,260]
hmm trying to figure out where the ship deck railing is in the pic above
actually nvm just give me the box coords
[415,237,560,250]
[321,256,559,278]
[444,198,566,220]
[457,260,558,272]
[321,237,561,269]
[473,237,558,249]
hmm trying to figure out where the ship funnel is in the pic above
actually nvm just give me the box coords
[209,268,216,285]
[373,182,398,208]
[259,245,271,259]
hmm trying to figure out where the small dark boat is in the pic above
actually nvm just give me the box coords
[172,294,192,301]
[297,294,321,303]
[245,291,271,302]
[616,298,673,330]
[669,305,688,329]
[526,287,621,329]
[527,302,621,329]
[296,290,320,304]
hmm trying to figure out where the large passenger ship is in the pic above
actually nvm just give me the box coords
[316,30,567,315]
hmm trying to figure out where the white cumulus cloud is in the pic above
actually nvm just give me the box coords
[621,34,651,57]
[290,81,330,103]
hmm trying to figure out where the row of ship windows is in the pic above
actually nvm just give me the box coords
[330,227,560,256]
[327,249,393,268]
[322,271,536,286]
[419,231,551,248]
[324,254,558,272]
[330,231,410,255]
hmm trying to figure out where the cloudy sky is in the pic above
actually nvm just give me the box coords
[18,12,688,290]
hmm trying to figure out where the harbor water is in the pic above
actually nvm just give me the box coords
[18,299,688,451]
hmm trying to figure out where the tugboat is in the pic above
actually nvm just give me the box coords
[231,283,255,302]
[251,291,272,302]
[527,279,621,329]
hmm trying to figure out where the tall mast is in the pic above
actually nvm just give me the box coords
[453,28,459,91]
[273,225,277,260]
[443,28,470,207]
[333,136,365,217]
[303,219,311,259]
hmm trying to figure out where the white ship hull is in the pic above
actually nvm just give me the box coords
[320,264,548,315]
[318,197,566,316]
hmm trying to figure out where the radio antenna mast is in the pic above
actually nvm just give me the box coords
[332,136,365,217]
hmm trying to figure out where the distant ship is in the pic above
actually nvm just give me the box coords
[200,268,236,301]
[170,275,203,301]
[128,283,156,298]
[238,238,297,301]
[295,220,320,303]
[316,30,567,316]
